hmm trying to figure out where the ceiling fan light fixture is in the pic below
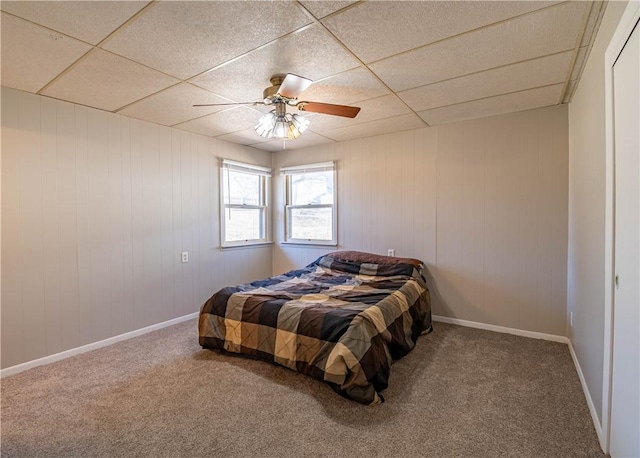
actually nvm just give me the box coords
[255,109,309,140]
[290,113,310,133]
[255,111,277,137]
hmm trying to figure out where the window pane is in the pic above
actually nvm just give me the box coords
[290,207,332,240]
[223,170,261,205]
[290,171,333,206]
[225,208,263,241]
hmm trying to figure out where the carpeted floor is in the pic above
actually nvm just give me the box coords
[1,320,603,457]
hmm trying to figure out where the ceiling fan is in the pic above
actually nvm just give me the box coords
[194,73,361,140]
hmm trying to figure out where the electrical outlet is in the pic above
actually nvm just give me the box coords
[387,249,395,257]
[570,312,573,327]
[181,252,189,263]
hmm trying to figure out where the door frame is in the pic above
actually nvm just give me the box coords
[603,1,640,453]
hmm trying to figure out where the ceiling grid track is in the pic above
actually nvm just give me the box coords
[294,0,431,128]
[1,0,602,151]
[558,1,595,105]
[36,1,159,96]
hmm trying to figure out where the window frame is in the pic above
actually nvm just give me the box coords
[282,162,337,247]
[220,159,272,248]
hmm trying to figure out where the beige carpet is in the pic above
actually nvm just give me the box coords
[1,320,603,457]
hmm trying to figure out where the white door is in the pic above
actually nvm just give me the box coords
[610,20,640,458]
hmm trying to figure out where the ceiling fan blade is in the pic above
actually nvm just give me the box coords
[278,74,313,99]
[193,101,264,107]
[297,101,361,118]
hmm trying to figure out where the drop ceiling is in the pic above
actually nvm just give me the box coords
[0,0,606,152]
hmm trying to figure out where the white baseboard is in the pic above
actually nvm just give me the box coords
[567,340,605,450]
[432,315,569,343]
[0,312,199,378]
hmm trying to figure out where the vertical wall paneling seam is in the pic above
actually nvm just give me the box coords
[517,117,523,327]
[75,106,87,343]
[1,94,2,362]
[106,115,112,336]
[549,109,557,333]
[140,124,146,325]
[546,111,553,333]
[127,119,134,330]
[119,116,126,331]
[37,96,48,353]
[195,139,200,309]
[541,111,548,332]
[194,137,199,311]
[536,112,542,332]
[181,134,187,314]
[74,104,79,343]
[162,129,171,316]
[190,135,195,314]
[54,100,62,349]
[434,127,439,289]
[481,122,487,322]
[471,124,476,318]
[196,137,200,294]
[171,131,176,316]
[86,109,94,342]
[142,122,149,325]
[361,141,365,252]
[17,95,26,362]
[550,111,558,333]
[181,134,186,312]
[412,132,416,256]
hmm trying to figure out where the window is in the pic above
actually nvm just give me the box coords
[220,159,271,247]
[282,162,337,245]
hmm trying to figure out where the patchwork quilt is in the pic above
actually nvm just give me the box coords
[198,251,432,405]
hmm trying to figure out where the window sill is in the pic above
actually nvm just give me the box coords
[220,241,273,250]
[280,241,338,248]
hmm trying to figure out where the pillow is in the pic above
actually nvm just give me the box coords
[324,250,424,269]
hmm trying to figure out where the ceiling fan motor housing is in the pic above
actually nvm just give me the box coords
[263,74,287,103]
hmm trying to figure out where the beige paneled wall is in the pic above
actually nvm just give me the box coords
[273,105,568,336]
[0,87,569,368]
[1,87,272,369]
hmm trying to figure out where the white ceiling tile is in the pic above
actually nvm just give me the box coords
[118,83,237,126]
[217,128,270,146]
[1,1,148,45]
[252,132,335,152]
[323,0,561,63]
[399,51,573,112]
[103,1,311,80]
[418,84,564,125]
[175,106,261,137]
[370,1,590,92]
[0,13,92,93]
[571,47,588,81]
[300,1,358,19]
[320,113,425,142]
[42,49,179,111]
[298,67,389,105]
[191,24,360,103]
[249,141,285,153]
[307,94,411,132]
[304,112,349,133]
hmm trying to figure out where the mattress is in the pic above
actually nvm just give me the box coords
[198,251,432,405]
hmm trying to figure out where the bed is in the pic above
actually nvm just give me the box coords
[198,250,432,405]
